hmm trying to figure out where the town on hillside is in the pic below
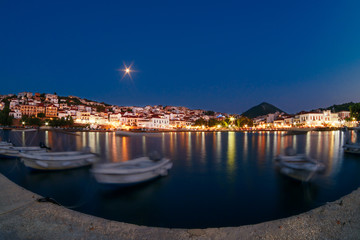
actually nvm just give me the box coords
[0,92,359,130]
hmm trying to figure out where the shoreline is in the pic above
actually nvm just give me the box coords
[0,173,359,239]
[1,126,352,133]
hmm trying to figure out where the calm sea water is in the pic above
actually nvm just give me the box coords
[1,130,360,228]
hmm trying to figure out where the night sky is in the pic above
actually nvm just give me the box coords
[1,1,360,114]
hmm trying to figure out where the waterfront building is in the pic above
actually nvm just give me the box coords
[58,111,70,119]
[170,119,192,128]
[119,116,140,126]
[109,113,121,122]
[20,105,45,117]
[9,109,22,119]
[150,115,170,129]
[298,110,340,127]
[37,105,46,115]
[45,105,58,118]
[76,112,90,122]
[338,111,351,120]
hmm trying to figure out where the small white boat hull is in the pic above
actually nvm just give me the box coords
[0,141,13,147]
[115,130,162,137]
[92,157,172,185]
[0,146,47,158]
[343,144,360,155]
[11,128,38,132]
[275,155,324,182]
[20,152,98,170]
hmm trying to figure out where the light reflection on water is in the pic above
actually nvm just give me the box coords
[1,130,360,228]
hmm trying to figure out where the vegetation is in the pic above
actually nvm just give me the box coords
[194,118,208,126]
[49,116,74,127]
[37,113,45,118]
[242,102,285,119]
[194,116,253,128]
[315,102,356,112]
[204,110,215,116]
[236,116,254,127]
[21,115,42,126]
[0,105,13,126]
[350,103,360,121]
[96,105,106,112]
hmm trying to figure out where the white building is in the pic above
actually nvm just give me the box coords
[85,106,92,113]
[149,115,170,129]
[109,113,121,122]
[119,116,139,126]
[58,111,70,119]
[9,110,22,119]
[43,94,58,104]
[297,110,340,127]
[338,111,350,120]
[10,99,19,109]
[18,92,33,98]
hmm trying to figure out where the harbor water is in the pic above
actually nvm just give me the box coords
[0,130,360,228]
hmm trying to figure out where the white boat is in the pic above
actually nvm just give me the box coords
[11,128,38,132]
[91,156,173,186]
[343,143,360,154]
[343,127,360,154]
[19,150,98,170]
[0,141,13,147]
[275,148,324,182]
[115,130,162,137]
[0,145,47,158]
[285,128,311,135]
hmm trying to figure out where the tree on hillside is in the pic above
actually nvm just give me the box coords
[194,118,207,126]
[37,113,45,118]
[236,116,253,127]
[0,106,13,126]
[49,116,74,127]
[208,118,221,127]
[24,117,42,126]
[350,103,360,121]
[204,110,215,116]
[96,105,106,112]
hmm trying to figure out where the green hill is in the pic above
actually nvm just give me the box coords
[315,102,357,112]
[242,102,285,119]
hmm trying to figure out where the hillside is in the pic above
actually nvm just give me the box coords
[242,102,285,119]
[315,102,357,112]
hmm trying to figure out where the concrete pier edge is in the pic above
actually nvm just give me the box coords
[1,173,359,240]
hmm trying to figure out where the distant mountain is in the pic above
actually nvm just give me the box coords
[242,102,285,119]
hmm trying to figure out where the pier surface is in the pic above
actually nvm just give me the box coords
[0,173,359,240]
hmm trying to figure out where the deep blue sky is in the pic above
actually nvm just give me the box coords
[1,0,360,114]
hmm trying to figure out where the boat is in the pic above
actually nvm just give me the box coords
[0,141,13,147]
[284,128,312,135]
[343,127,360,154]
[19,149,98,170]
[0,145,48,158]
[91,154,172,186]
[343,143,360,154]
[11,128,38,132]
[115,130,162,137]
[274,148,324,182]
